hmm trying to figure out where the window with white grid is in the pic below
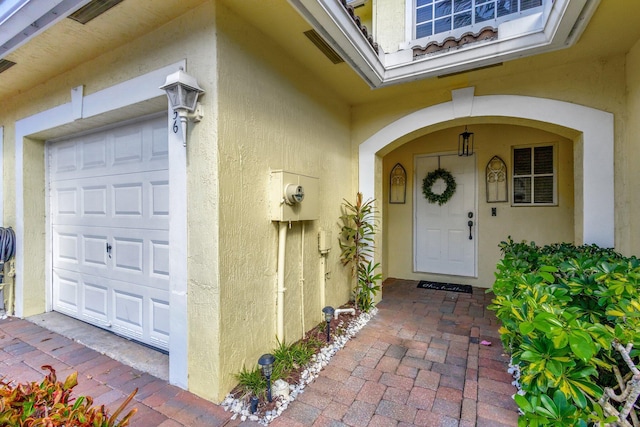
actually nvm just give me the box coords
[512,144,556,206]
[415,0,544,39]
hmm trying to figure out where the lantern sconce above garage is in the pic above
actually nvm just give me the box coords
[160,67,205,147]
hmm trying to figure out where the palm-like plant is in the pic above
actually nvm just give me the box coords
[339,193,381,312]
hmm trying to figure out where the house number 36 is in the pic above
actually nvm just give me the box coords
[172,111,179,134]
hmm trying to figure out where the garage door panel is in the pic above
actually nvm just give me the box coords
[111,279,169,350]
[151,123,169,158]
[113,127,144,166]
[53,141,79,174]
[151,239,170,278]
[55,187,78,216]
[150,297,170,347]
[114,237,143,273]
[53,270,80,311]
[113,290,144,330]
[83,279,108,321]
[50,116,170,351]
[83,234,108,267]
[50,119,167,182]
[113,183,142,216]
[55,231,80,264]
[110,171,167,223]
[52,171,168,229]
[53,226,107,271]
[151,181,169,217]
[83,185,108,216]
[111,229,169,290]
[82,135,108,171]
[53,225,168,291]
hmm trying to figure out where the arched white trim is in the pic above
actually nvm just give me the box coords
[14,61,189,388]
[359,89,614,247]
[0,126,3,226]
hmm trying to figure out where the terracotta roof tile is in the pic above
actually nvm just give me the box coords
[412,27,497,57]
[339,0,379,54]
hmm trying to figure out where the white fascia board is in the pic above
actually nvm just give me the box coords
[288,0,386,87]
[380,30,555,85]
[542,0,588,42]
[289,0,598,88]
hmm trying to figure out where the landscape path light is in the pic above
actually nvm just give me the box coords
[258,353,275,402]
[322,306,335,342]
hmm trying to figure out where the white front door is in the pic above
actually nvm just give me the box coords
[414,153,476,277]
[49,116,170,351]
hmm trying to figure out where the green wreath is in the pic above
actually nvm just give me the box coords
[422,168,456,205]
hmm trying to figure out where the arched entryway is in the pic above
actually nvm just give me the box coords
[359,87,614,285]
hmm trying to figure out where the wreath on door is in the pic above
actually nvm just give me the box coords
[422,168,456,205]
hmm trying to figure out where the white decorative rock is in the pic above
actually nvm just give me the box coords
[223,308,377,425]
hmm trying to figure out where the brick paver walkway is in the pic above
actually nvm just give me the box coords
[0,279,519,426]
[0,318,233,426]
[266,279,519,427]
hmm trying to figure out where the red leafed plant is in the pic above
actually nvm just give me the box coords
[0,365,137,426]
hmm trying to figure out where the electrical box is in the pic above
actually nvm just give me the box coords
[318,229,332,254]
[270,171,319,221]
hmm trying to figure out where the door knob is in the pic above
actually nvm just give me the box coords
[467,220,473,240]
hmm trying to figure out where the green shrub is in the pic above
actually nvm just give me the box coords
[0,365,136,427]
[489,238,640,426]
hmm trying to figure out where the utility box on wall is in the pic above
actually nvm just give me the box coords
[270,171,319,221]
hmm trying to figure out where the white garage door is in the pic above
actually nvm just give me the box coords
[49,116,170,351]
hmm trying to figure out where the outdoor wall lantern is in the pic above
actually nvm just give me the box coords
[160,67,205,147]
[458,126,474,157]
[322,306,335,342]
[258,353,276,402]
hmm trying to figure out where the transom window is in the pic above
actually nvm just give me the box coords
[512,144,556,205]
[416,0,544,39]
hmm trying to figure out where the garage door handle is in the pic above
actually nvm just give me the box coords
[106,243,112,258]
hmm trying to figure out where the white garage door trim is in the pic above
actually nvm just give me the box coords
[16,61,189,388]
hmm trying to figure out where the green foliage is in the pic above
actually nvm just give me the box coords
[422,168,456,205]
[356,260,382,313]
[0,365,137,427]
[489,238,640,426]
[339,193,381,312]
[272,337,322,376]
[235,335,324,400]
[234,366,267,400]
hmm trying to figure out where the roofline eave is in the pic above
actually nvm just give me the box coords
[288,0,600,88]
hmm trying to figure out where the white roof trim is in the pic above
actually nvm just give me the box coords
[289,0,600,88]
[0,0,90,59]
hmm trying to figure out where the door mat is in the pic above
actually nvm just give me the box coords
[417,281,472,294]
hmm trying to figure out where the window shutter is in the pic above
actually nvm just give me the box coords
[512,144,555,205]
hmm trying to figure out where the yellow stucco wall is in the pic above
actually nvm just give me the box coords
[1,0,639,408]
[214,3,353,400]
[0,0,226,398]
[373,0,405,53]
[0,1,222,320]
[382,125,574,287]
[0,0,357,403]
[624,40,640,256]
